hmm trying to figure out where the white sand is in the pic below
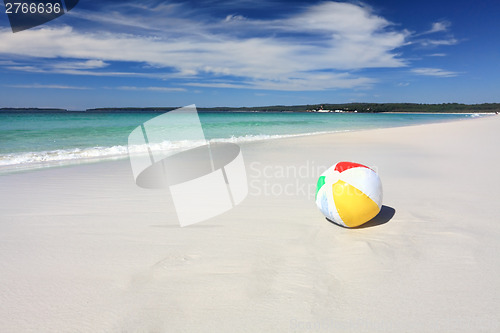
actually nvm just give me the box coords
[1,115,499,332]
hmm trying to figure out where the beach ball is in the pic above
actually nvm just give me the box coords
[315,161,383,228]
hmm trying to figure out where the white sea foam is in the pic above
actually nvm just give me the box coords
[0,131,339,170]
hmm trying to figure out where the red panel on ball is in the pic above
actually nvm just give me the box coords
[334,161,371,173]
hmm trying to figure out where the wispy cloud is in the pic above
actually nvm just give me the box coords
[6,63,176,79]
[412,67,459,77]
[51,60,108,70]
[116,86,186,92]
[412,20,459,48]
[427,21,451,34]
[421,38,458,47]
[414,20,451,37]
[224,14,246,22]
[0,60,16,65]
[5,84,91,90]
[185,72,375,91]
[0,1,410,91]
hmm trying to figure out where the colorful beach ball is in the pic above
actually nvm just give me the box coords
[315,161,383,228]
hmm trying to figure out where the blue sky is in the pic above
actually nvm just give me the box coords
[0,0,499,109]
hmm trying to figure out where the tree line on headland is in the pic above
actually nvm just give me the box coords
[1,103,500,113]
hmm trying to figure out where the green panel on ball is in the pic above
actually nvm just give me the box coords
[315,175,326,199]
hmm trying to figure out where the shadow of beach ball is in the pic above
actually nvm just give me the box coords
[315,161,383,228]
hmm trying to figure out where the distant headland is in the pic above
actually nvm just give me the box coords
[2,103,500,113]
[0,107,68,112]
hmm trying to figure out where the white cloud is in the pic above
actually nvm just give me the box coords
[0,2,410,91]
[412,68,458,77]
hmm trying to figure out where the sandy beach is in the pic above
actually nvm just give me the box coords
[1,115,499,332]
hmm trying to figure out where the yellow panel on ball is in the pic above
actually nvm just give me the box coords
[332,180,380,228]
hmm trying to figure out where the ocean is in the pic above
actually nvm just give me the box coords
[0,110,482,173]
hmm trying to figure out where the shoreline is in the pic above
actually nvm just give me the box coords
[0,113,493,176]
[1,109,499,114]
[381,111,496,115]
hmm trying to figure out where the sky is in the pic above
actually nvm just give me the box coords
[0,0,499,109]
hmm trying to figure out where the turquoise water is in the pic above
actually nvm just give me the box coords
[0,110,481,172]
